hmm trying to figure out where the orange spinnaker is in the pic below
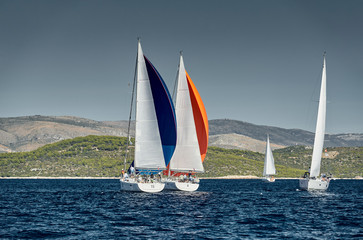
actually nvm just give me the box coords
[186,71,208,162]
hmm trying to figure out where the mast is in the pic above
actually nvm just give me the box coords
[168,51,182,178]
[310,53,327,178]
[123,39,139,173]
[171,51,182,104]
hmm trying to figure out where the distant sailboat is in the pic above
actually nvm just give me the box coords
[299,53,331,191]
[120,40,177,193]
[262,135,276,182]
[164,52,208,191]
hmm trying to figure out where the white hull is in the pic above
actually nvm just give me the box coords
[262,177,275,182]
[299,178,330,191]
[164,180,199,192]
[120,179,165,193]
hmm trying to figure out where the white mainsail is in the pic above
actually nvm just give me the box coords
[310,56,327,178]
[134,41,165,170]
[169,54,204,172]
[263,135,276,176]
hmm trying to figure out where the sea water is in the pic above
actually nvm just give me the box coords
[0,179,362,239]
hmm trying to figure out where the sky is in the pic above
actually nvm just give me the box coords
[0,0,362,134]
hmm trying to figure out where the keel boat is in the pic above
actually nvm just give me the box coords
[262,135,276,182]
[164,52,208,191]
[299,53,331,191]
[120,40,177,193]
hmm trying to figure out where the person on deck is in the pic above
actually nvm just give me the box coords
[130,166,135,176]
[322,174,327,181]
[189,175,194,182]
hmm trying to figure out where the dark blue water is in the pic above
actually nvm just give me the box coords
[0,179,362,239]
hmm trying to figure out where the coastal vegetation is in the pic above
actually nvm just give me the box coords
[0,136,361,178]
[273,145,363,178]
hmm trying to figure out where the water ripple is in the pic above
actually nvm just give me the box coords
[0,179,362,239]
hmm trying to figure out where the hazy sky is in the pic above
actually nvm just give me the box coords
[1,0,362,134]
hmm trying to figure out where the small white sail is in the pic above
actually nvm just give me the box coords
[169,54,204,172]
[263,135,276,176]
[310,56,327,178]
[134,41,165,170]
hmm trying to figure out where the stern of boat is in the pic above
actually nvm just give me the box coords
[299,178,330,191]
[164,180,199,191]
[174,181,199,191]
[308,178,330,190]
[262,177,275,182]
[137,182,165,193]
[120,179,165,193]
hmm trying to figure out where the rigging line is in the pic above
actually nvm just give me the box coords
[172,51,182,104]
[123,42,138,175]
[304,61,324,133]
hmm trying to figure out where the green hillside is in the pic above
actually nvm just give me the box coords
[203,147,305,177]
[0,136,361,178]
[0,136,128,177]
[273,145,363,178]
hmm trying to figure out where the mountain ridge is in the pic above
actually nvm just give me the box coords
[209,119,363,148]
[0,115,362,153]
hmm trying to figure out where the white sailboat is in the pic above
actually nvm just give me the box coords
[120,40,177,193]
[299,53,330,191]
[164,52,209,191]
[262,135,276,182]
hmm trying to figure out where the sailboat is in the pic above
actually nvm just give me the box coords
[120,40,177,193]
[299,53,330,191]
[262,135,276,182]
[164,52,208,191]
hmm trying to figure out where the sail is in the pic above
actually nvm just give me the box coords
[169,54,207,173]
[263,135,276,176]
[310,56,327,178]
[187,71,209,162]
[134,41,177,170]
